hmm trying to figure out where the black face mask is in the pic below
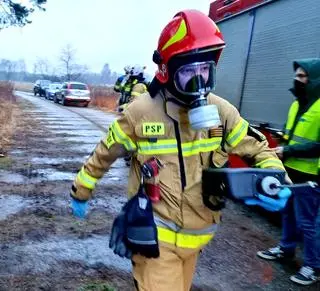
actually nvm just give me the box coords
[293,79,307,98]
[184,75,206,94]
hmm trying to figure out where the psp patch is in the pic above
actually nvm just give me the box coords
[142,122,165,136]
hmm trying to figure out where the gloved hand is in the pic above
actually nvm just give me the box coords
[109,208,132,259]
[244,187,292,212]
[109,185,159,259]
[125,187,159,258]
[71,198,88,219]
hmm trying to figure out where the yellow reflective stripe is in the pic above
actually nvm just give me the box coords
[103,127,116,149]
[137,137,222,156]
[157,227,176,244]
[227,119,249,147]
[176,233,214,249]
[161,19,187,51]
[182,137,222,156]
[157,227,214,249]
[138,139,178,155]
[131,91,142,97]
[111,121,137,151]
[255,158,285,170]
[76,167,97,190]
[142,84,147,92]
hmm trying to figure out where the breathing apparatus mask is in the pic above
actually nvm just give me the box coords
[167,50,221,130]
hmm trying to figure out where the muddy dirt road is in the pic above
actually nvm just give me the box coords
[0,92,317,290]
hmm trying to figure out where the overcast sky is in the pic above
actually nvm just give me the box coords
[0,0,212,75]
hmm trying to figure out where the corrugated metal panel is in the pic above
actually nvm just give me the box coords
[214,13,251,107]
[240,0,320,128]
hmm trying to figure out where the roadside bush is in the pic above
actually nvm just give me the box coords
[0,82,17,155]
[14,81,33,93]
[89,85,118,111]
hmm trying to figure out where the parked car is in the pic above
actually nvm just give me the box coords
[34,80,51,97]
[45,83,62,100]
[54,82,90,107]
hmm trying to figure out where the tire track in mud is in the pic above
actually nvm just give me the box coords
[0,92,135,290]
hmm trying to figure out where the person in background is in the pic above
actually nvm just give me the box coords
[114,65,132,112]
[257,59,320,286]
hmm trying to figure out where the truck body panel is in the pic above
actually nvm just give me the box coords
[210,0,320,130]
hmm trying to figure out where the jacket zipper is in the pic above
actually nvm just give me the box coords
[173,120,186,191]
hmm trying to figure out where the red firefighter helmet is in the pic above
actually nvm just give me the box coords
[153,9,225,84]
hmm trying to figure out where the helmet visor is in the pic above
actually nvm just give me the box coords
[174,61,216,96]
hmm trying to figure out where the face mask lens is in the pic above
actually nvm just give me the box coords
[174,61,216,96]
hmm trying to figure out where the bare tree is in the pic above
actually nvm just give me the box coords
[33,57,50,77]
[59,44,87,81]
[101,63,111,84]
[0,59,17,80]
[0,0,46,29]
[16,59,27,81]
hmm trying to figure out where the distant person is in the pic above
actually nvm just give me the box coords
[119,64,148,111]
[114,65,131,111]
[257,59,320,286]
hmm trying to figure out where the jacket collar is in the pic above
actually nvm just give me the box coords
[159,89,189,124]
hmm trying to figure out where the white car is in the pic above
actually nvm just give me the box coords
[54,82,91,107]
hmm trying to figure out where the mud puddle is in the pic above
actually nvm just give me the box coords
[0,170,26,183]
[52,130,103,137]
[31,156,88,165]
[41,137,101,144]
[0,195,27,220]
[1,235,131,275]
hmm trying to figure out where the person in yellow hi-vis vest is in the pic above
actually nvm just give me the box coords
[70,10,286,291]
[257,59,320,286]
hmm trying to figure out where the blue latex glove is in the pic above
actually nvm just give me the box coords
[244,187,292,212]
[71,198,88,218]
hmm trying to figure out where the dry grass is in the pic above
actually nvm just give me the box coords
[13,81,34,93]
[0,82,19,155]
[89,85,118,112]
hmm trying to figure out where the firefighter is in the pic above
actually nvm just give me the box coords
[70,10,285,291]
[114,65,132,111]
[119,64,148,112]
[114,65,131,93]
[257,59,320,286]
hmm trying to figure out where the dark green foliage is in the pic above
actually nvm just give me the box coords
[0,0,46,29]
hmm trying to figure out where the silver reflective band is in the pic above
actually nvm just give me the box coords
[188,104,221,130]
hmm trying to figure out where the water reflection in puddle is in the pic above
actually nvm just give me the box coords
[0,195,27,220]
[5,235,131,274]
[53,130,103,137]
[31,157,88,165]
[0,170,26,183]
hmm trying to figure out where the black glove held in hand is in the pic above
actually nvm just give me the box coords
[109,209,132,259]
[125,186,159,258]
